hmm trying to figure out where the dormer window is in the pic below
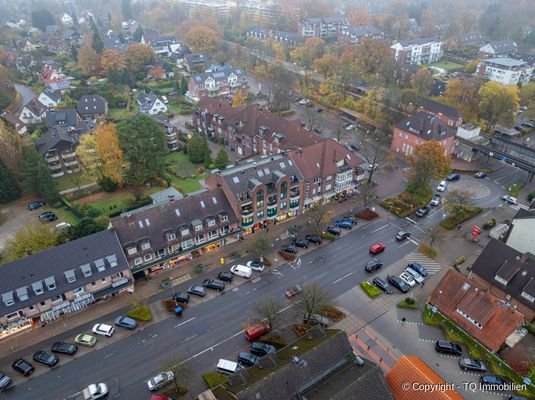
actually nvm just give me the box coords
[107,255,118,268]
[80,264,92,278]
[220,214,228,222]
[195,224,202,232]
[2,292,14,307]
[95,259,106,272]
[166,232,177,241]
[207,219,215,227]
[64,269,76,283]
[521,291,535,303]
[44,276,56,291]
[32,281,44,295]
[16,287,29,302]
[127,246,137,255]
[180,228,190,237]
[141,241,151,251]
[494,275,508,286]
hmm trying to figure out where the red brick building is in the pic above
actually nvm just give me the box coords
[416,97,463,128]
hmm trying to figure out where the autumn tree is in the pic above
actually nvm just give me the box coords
[125,43,156,75]
[232,88,247,108]
[76,134,99,182]
[411,68,434,96]
[312,53,340,78]
[307,204,330,232]
[248,233,271,261]
[0,159,20,203]
[520,82,535,107]
[2,224,58,263]
[99,49,127,76]
[77,36,98,76]
[185,26,221,53]
[352,38,396,85]
[290,37,325,69]
[213,147,229,169]
[266,63,294,113]
[444,78,481,121]
[0,119,23,176]
[478,81,519,128]
[356,182,376,208]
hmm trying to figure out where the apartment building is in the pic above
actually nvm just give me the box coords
[111,188,240,274]
[187,67,248,102]
[35,126,81,177]
[299,17,348,38]
[337,25,384,45]
[476,57,533,86]
[479,40,517,57]
[246,27,303,48]
[176,0,228,18]
[152,115,179,151]
[0,230,132,337]
[391,38,443,65]
[206,154,304,234]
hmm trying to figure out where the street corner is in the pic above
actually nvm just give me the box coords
[448,179,491,200]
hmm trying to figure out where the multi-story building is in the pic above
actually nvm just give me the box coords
[136,91,168,115]
[391,38,443,65]
[479,40,517,58]
[35,126,81,177]
[391,112,456,157]
[337,25,384,45]
[289,138,366,209]
[416,97,463,128]
[187,67,248,102]
[152,115,179,151]
[19,98,47,125]
[183,53,212,73]
[239,1,283,27]
[206,154,304,234]
[476,57,533,86]
[246,27,303,48]
[176,0,228,18]
[76,95,108,120]
[192,98,322,158]
[111,188,240,275]
[0,230,133,335]
[299,17,348,38]
[45,108,80,129]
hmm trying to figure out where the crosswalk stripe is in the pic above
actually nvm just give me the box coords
[405,252,442,274]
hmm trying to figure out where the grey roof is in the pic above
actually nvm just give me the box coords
[192,68,245,85]
[23,98,47,117]
[301,16,347,25]
[1,112,25,130]
[483,57,527,68]
[343,25,382,37]
[461,33,484,45]
[76,95,108,115]
[510,52,535,66]
[184,53,211,66]
[149,187,184,204]
[218,154,303,202]
[136,92,159,112]
[396,111,456,140]
[45,108,78,128]
[482,40,517,54]
[0,230,128,316]
[35,126,80,155]
[417,97,461,119]
[398,37,440,46]
[512,208,535,221]
[42,89,61,103]
[103,37,126,53]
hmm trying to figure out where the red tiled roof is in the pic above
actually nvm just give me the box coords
[429,269,524,352]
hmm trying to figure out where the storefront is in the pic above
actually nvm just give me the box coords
[0,311,32,341]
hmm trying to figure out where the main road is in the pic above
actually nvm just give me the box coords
[1,219,419,400]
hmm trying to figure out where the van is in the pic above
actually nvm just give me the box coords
[216,359,244,375]
[244,322,270,341]
[230,264,252,279]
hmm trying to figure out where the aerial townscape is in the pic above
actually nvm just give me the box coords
[0,0,535,399]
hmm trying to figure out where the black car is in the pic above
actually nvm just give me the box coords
[326,226,341,236]
[237,352,259,367]
[202,279,225,291]
[365,259,383,272]
[316,107,323,113]
[407,262,428,277]
[446,173,460,181]
[342,215,358,225]
[250,342,276,357]
[387,275,410,293]
[348,143,360,152]
[217,271,234,282]
[32,351,59,367]
[459,358,487,372]
[415,206,430,217]
[480,375,506,388]
[292,238,309,248]
[172,292,190,303]
[187,285,207,297]
[396,230,411,241]
[305,234,322,244]
[27,201,45,210]
[313,127,322,134]
[51,341,78,355]
[39,211,58,222]
[0,372,12,391]
[281,245,298,254]
[373,277,393,294]
[474,171,487,179]
[435,340,462,356]
[12,359,34,377]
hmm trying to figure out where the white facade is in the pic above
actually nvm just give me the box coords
[61,13,73,25]
[391,39,443,65]
[477,58,533,86]
[147,99,167,115]
[37,92,60,108]
[506,219,535,255]
[19,106,44,124]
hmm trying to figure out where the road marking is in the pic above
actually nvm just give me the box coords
[174,317,196,328]
[371,224,389,233]
[103,353,113,359]
[405,217,417,225]
[333,272,353,284]
[181,329,245,364]
[398,240,412,248]
[408,238,420,245]
[181,334,197,343]
[272,269,283,278]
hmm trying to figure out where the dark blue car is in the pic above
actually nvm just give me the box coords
[334,220,353,230]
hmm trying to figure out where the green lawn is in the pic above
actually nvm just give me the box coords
[73,191,135,216]
[51,208,80,225]
[426,61,464,72]
[54,172,95,192]
[163,151,207,193]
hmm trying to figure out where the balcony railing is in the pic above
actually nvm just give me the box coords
[267,208,277,218]
[242,218,253,227]
[63,160,79,167]
[241,207,254,218]
[290,189,300,199]
[62,151,76,159]
[49,163,62,170]
[46,155,60,162]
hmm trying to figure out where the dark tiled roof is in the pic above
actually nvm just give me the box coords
[136,92,158,112]
[191,68,245,86]
[76,95,108,115]
[396,111,456,140]
[343,25,382,37]
[35,126,80,155]
[512,208,535,220]
[42,89,61,103]
[184,53,211,66]
[0,230,128,316]
[417,97,461,119]
[461,33,484,45]
[482,40,517,54]
[24,98,47,117]
[1,112,25,130]
[45,108,78,128]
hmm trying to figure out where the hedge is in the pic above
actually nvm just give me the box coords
[318,231,337,241]
[440,207,482,230]
[360,281,381,299]
[127,304,152,321]
[398,298,418,309]
[203,372,228,388]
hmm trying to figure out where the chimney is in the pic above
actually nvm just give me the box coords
[168,194,175,202]
[126,213,134,225]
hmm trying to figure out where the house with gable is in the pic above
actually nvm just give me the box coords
[136,91,168,115]
[416,97,463,128]
[183,53,211,73]
[505,208,535,255]
[19,98,47,124]
[35,126,81,177]
[61,13,73,26]
[187,67,248,101]
[338,25,384,45]
[45,108,80,129]
[2,112,27,136]
[479,40,518,57]
[76,95,108,120]
[40,66,70,91]
[299,16,348,38]
[37,89,62,108]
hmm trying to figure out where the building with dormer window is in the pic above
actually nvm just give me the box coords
[187,67,248,102]
[136,91,168,115]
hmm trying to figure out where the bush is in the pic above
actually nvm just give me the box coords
[398,298,418,309]
[355,208,378,220]
[508,182,525,197]
[440,207,482,229]
[419,243,437,258]
[98,177,118,192]
[525,320,535,335]
[528,191,535,202]
[318,231,337,241]
[452,256,466,267]
[279,251,296,261]
[482,219,496,230]
[203,372,228,388]
[127,304,152,321]
[259,333,287,348]
[162,299,177,312]
[360,281,381,299]
[318,305,346,322]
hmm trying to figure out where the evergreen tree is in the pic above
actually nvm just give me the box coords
[204,145,212,168]
[186,134,206,163]
[89,17,104,53]
[18,147,59,203]
[133,25,143,42]
[36,162,60,203]
[0,159,20,203]
[213,147,229,170]
[31,9,55,31]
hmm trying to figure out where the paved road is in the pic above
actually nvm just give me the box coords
[0,219,419,400]
[13,84,36,113]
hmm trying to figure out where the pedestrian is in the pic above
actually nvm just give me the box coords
[457,224,462,231]
[266,226,269,233]
[420,281,425,288]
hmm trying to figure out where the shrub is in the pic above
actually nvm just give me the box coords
[528,191,535,202]
[162,299,177,312]
[292,323,309,337]
[127,304,152,321]
[360,281,381,299]
[263,257,272,267]
[318,305,346,322]
[203,372,228,388]
[482,219,496,230]
[279,251,296,261]
[355,208,378,220]
[98,177,118,192]
[452,256,466,267]
[525,320,535,335]
[440,207,482,230]
[398,298,418,309]
[318,231,336,241]
[419,244,437,258]
[259,333,287,348]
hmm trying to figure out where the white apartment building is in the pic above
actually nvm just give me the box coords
[476,57,533,86]
[391,38,443,65]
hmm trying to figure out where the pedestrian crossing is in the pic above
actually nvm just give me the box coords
[404,252,442,275]
[510,203,529,211]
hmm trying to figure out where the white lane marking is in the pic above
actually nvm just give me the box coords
[408,238,420,245]
[398,240,412,248]
[104,353,113,359]
[332,272,354,284]
[371,224,389,233]
[405,217,417,225]
[174,317,196,328]
[181,329,245,364]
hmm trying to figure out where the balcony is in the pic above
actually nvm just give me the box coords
[267,200,277,210]
[62,151,76,159]
[46,155,60,162]
[242,218,253,227]
[63,160,79,167]
[49,163,62,170]
[290,200,299,210]
[241,206,254,218]
[290,189,300,199]
[267,208,277,219]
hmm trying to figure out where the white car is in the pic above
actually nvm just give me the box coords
[161,95,169,104]
[246,260,265,272]
[399,272,416,287]
[147,371,174,391]
[502,195,518,205]
[430,194,442,206]
[437,181,447,192]
[92,323,115,337]
[299,98,310,105]
[344,124,356,131]
[404,267,424,284]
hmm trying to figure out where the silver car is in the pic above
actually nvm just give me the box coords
[147,371,174,391]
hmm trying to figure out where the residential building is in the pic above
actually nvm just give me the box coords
[40,66,70,91]
[141,30,179,57]
[152,115,179,151]
[19,98,47,124]
[299,17,348,38]
[479,40,518,57]
[183,53,212,73]
[338,25,384,44]
[111,188,240,275]
[391,112,456,157]
[76,95,109,120]
[204,329,394,400]
[506,209,535,255]
[239,1,284,27]
[192,98,322,158]
[149,187,184,205]
[416,97,463,128]
[0,230,133,335]
[35,126,81,177]
[246,27,303,48]
[45,108,80,129]
[187,67,248,102]
[103,34,127,54]
[289,139,366,209]
[458,33,484,48]
[136,91,168,115]
[470,239,535,321]
[386,356,463,400]
[2,112,27,135]
[476,57,533,86]
[176,0,228,18]
[206,154,304,234]
[61,13,73,25]
[37,89,62,108]
[430,269,524,352]
[391,38,443,65]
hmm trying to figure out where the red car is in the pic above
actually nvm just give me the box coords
[370,242,385,255]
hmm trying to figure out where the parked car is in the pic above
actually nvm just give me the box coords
[27,201,45,210]
[303,313,331,327]
[430,194,442,206]
[369,242,385,255]
[161,95,169,104]
[305,234,322,244]
[446,173,460,181]
[11,359,34,377]
[92,323,115,337]
[348,143,360,152]
[344,124,356,130]
[147,371,174,391]
[74,333,97,347]
[334,220,353,230]
[298,98,310,106]
[404,267,424,284]
[435,340,462,356]
[326,226,341,236]
[365,258,383,272]
[172,292,190,303]
[0,372,12,391]
[387,275,410,293]
[437,181,447,192]
[237,352,259,367]
[114,316,137,330]
[32,351,59,367]
[396,230,411,241]
[292,238,309,248]
[51,341,78,355]
[415,206,431,217]
[502,195,518,205]
[187,285,207,297]
[202,279,225,291]
[230,264,253,278]
[217,271,234,282]
[285,284,303,298]
[459,358,487,372]
[342,215,358,225]
[281,245,298,254]
[39,211,57,222]
[399,271,416,287]
[246,259,265,272]
[373,277,393,294]
[313,127,322,134]
[250,342,276,357]
[479,375,506,388]
[407,262,428,277]
[474,171,487,179]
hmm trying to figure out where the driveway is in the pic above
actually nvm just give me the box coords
[0,197,41,251]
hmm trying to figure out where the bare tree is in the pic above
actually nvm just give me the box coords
[254,297,282,336]
[426,225,443,248]
[266,63,294,113]
[444,189,476,220]
[307,204,330,232]
[356,182,377,208]
[248,233,271,262]
[301,283,331,324]
[359,126,390,184]
[160,355,190,396]
[303,105,319,131]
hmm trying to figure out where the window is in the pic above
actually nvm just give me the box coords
[141,242,151,250]
[313,177,322,184]
[181,228,190,236]
[101,278,107,283]
[28,305,35,311]
[72,286,85,294]
[256,190,264,208]
[144,254,153,262]
[40,301,46,307]
[196,234,206,244]
[207,219,215,227]
[127,247,137,255]
[325,183,332,191]
[326,175,332,181]
[181,239,194,249]
[156,249,165,258]
[166,233,176,241]
[91,282,97,288]
[280,182,288,199]
[257,210,264,219]
[280,201,287,210]
[134,257,143,265]
[194,224,203,232]
[51,294,64,303]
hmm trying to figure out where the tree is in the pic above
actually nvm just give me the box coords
[426,225,443,249]
[303,105,319,131]
[411,68,434,96]
[185,26,221,53]
[266,63,294,113]
[0,159,20,203]
[406,141,451,199]
[61,218,106,241]
[248,233,271,261]
[300,283,331,325]
[121,0,133,20]
[99,49,127,76]
[478,81,519,128]
[95,123,127,186]
[187,134,207,163]
[307,204,330,232]
[2,224,58,263]
[290,37,325,69]
[0,119,23,176]
[444,189,476,220]
[213,147,229,170]
[254,297,282,337]
[31,9,56,31]
[148,65,165,80]
[124,43,156,75]
[203,146,212,169]
[133,25,144,42]
[312,53,340,78]
[89,16,104,53]
[359,127,391,184]
[36,162,60,204]
[351,38,397,85]
[444,78,481,121]
[18,147,59,203]
[76,134,100,182]
[232,88,247,108]
[356,182,376,208]
[77,36,98,76]
[117,114,167,185]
